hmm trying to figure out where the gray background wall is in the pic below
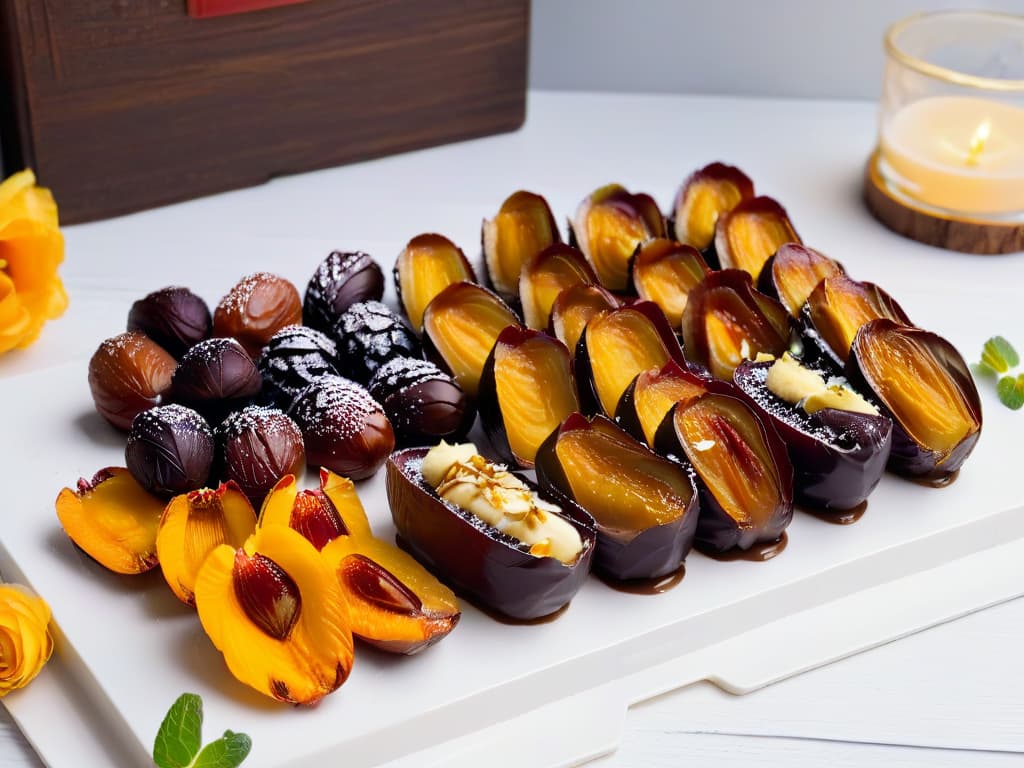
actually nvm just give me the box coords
[529,1,1022,100]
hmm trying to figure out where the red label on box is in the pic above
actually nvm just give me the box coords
[188,0,312,19]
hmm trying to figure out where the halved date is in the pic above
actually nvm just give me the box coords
[519,243,597,330]
[654,391,793,554]
[681,269,792,380]
[715,196,800,280]
[421,281,521,398]
[478,326,580,468]
[483,190,561,301]
[571,184,666,291]
[386,447,596,620]
[847,319,981,480]
[576,301,686,416]
[630,238,711,327]
[535,414,698,581]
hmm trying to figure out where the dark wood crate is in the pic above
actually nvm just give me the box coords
[0,0,529,223]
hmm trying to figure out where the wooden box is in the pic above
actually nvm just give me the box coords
[0,0,529,223]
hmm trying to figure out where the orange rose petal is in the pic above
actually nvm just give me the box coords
[0,584,54,697]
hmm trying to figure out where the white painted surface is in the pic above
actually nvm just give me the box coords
[1,90,1023,766]
[4,597,1024,765]
[530,0,1023,99]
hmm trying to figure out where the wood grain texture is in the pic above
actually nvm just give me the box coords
[0,0,529,223]
[864,152,1024,255]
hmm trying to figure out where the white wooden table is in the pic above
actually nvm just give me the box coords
[2,90,1023,766]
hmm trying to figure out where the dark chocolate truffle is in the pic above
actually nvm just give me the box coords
[303,251,385,333]
[216,406,305,504]
[332,300,420,384]
[213,272,302,358]
[368,357,472,446]
[172,337,262,423]
[258,324,340,407]
[127,286,212,359]
[289,375,395,480]
[125,404,214,496]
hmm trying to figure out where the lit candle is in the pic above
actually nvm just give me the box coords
[879,95,1024,215]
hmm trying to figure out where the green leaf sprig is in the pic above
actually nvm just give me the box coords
[153,693,252,768]
[974,336,1024,411]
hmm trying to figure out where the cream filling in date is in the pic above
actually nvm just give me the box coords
[421,441,583,563]
[765,353,878,416]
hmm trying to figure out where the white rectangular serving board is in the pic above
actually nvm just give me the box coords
[1,286,1021,768]
[2,92,1023,768]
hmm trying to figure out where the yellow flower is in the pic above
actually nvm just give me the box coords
[0,584,54,696]
[0,170,67,355]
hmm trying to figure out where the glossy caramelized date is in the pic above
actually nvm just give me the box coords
[672,162,755,254]
[615,360,710,446]
[733,360,892,511]
[549,283,620,353]
[482,190,561,300]
[395,233,477,332]
[681,269,792,380]
[535,414,698,581]
[478,326,580,468]
[715,196,800,280]
[421,281,520,398]
[803,275,913,368]
[847,320,981,479]
[386,447,596,620]
[519,244,597,330]
[571,184,666,291]
[576,301,686,417]
[630,239,712,327]
[758,243,845,318]
[654,391,793,554]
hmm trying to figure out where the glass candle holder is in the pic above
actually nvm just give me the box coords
[874,11,1024,223]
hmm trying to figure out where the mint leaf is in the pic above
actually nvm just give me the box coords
[192,731,252,768]
[997,374,1024,410]
[971,361,998,379]
[153,693,203,768]
[981,336,1019,374]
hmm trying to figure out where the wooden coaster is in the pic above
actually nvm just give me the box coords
[863,151,1024,255]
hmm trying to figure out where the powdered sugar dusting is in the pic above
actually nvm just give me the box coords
[290,375,383,440]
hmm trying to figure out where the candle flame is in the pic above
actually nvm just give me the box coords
[966,119,991,166]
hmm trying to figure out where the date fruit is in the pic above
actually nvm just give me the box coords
[758,243,845,318]
[258,324,341,408]
[519,243,597,330]
[571,183,666,291]
[654,391,793,554]
[631,238,712,326]
[803,275,912,368]
[535,414,699,581]
[395,233,477,331]
[715,196,800,280]
[615,360,710,446]
[681,269,792,380]
[215,406,305,505]
[672,162,755,254]
[482,190,561,300]
[549,283,620,353]
[733,357,893,510]
[387,445,596,620]
[421,281,521,398]
[847,319,982,479]
[576,301,686,416]
[171,337,262,423]
[478,326,580,468]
